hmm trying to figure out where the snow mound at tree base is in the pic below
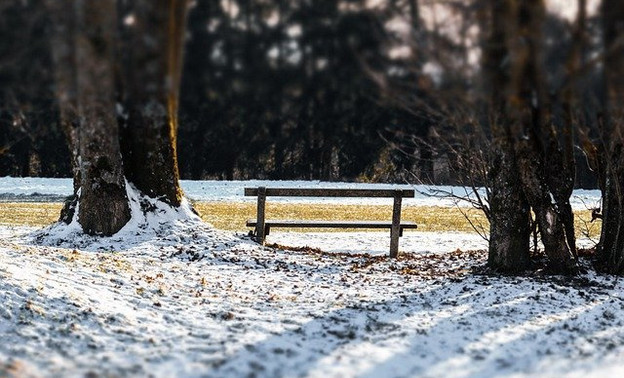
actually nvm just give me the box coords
[27,182,247,253]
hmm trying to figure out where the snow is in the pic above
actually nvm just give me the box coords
[1,179,621,377]
[267,230,487,255]
[2,220,623,377]
[0,177,603,209]
[35,181,201,249]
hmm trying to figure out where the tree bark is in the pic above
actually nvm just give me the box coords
[488,143,532,272]
[45,0,81,223]
[509,0,576,273]
[117,0,188,206]
[74,0,131,235]
[45,0,191,236]
[596,0,624,273]
[485,0,531,272]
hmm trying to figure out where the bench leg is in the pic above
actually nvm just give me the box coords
[255,187,267,245]
[390,190,402,258]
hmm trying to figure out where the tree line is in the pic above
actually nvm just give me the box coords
[0,0,415,182]
[0,0,601,186]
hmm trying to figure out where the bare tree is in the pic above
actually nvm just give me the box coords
[46,0,189,235]
[484,0,532,273]
[596,0,624,273]
[74,0,132,235]
[117,0,188,206]
[509,0,576,272]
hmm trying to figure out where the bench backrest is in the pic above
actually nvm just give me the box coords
[244,187,415,198]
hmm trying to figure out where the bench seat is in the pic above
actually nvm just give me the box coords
[246,219,418,236]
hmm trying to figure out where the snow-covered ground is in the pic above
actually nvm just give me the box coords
[2,222,623,378]
[1,179,620,377]
[0,177,602,209]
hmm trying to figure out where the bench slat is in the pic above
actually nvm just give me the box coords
[246,219,418,229]
[244,187,415,198]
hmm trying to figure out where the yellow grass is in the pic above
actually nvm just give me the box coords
[0,202,63,227]
[0,201,600,238]
[195,202,487,233]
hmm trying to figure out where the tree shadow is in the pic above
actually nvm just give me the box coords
[7,225,624,377]
[0,277,151,377]
[210,273,624,377]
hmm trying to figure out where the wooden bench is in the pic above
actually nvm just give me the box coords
[244,187,418,257]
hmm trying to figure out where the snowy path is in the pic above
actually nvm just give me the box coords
[1,221,624,377]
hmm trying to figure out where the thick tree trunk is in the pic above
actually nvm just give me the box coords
[74,0,130,235]
[546,140,577,261]
[45,0,80,223]
[598,148,624,272]
[488,144,531,271]
[597,0,624,273]
[46,0,191,236]
[509,0,576,273]
[516,140,575,271]
[118,0,188,206]
[485,0,531,272]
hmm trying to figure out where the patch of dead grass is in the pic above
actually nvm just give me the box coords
[0,201,599,238]
[194,202,599,238]
[195,202,487,233]
[0,202,62,226]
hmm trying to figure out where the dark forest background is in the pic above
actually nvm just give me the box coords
[0,0,600,187]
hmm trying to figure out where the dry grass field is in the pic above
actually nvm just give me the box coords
[194,202,487,233]
[0,203,62,227]
[0,201,600,239]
